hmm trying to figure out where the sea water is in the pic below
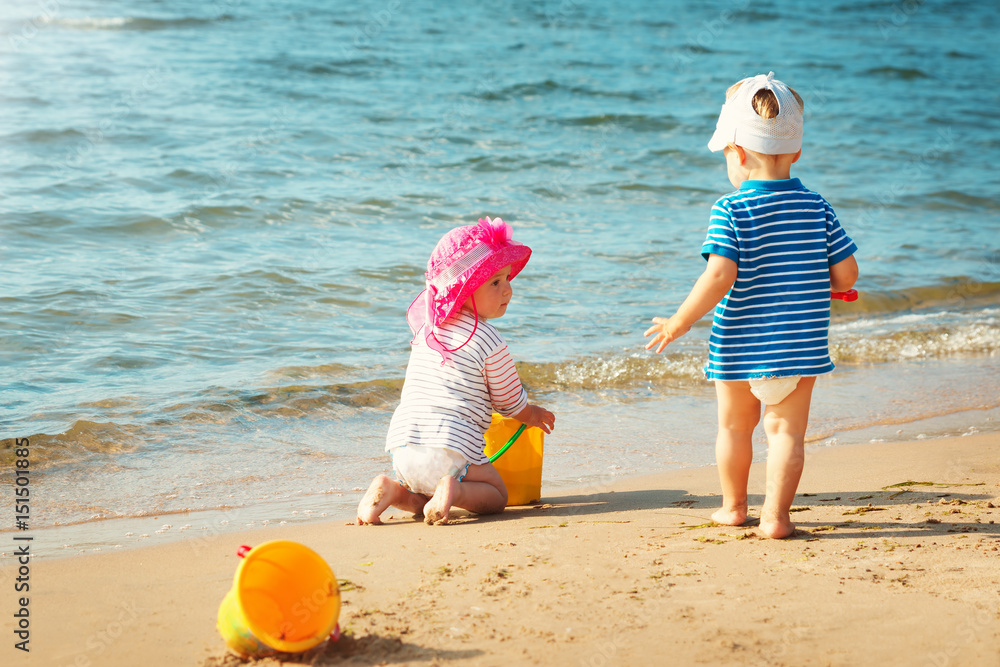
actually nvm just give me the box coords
[1,0,998,558]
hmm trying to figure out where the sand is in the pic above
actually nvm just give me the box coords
[3,433,999,667]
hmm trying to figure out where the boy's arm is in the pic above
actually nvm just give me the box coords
[830,255,858,293]
[644,253,737,354]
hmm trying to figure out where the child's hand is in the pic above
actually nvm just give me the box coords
[515,404,555,434]
[644,315,689,354]
[644,254,734,354]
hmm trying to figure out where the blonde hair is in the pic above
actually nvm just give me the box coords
[726,80,804,119]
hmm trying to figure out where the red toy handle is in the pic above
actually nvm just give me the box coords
[831,289,858,302]
[236,545,252,558]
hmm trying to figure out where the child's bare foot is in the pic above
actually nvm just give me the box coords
[759,510,796,539]
[424,476,457,525]
[711,504,748,526]
[356,475,395,525]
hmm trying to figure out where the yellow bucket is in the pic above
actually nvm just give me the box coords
[483,413,544,505]
[216,540,341,657]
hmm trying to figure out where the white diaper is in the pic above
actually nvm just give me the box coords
[390,445,471,496]
[749,376,801,405]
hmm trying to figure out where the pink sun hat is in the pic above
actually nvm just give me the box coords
[407,216,531,360]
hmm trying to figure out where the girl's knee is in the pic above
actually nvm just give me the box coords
[478,497,507,515]
[462,463,508,508]
[479,476,508,509]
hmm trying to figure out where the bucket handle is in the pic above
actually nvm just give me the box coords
[237,545,252,558]
[488,423,527,463]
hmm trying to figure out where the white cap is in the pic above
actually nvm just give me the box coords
[707,72,803,155]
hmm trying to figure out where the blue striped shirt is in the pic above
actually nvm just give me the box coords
[700,178,857,381]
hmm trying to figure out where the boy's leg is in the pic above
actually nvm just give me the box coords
[760,376,817,539]
[712,381,761,526]
[424,463,508,525]
[356,475,429,525]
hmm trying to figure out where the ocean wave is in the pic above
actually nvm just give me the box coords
[526,323,999,392]
[1,420,142,469]
[271,56,399,77]
[833,280,1000,315]
[946,50,982,60]
[831,323,1000,363]
[520,302,1000,392]
[253,379,403,412]
[737,10,784,22]
[3,128,86,145]
[555,114,677,132]
[864,66,931,80]
[922,190,1000,212]
[17,303,995,456]
[678,44,714,55]
[2,377,405,469]
[616,182,705,194]
[86,205,256,235]
[481,80,645,102]
[160,378,404,425]
[519,353,706,393]
[49,15,233,31]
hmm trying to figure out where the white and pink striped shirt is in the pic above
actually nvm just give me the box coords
[385,309,528,464]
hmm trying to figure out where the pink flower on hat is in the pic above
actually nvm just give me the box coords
[477,215,513,246]
[407,216,532,362]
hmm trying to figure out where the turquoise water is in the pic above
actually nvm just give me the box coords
[2,0,999,556]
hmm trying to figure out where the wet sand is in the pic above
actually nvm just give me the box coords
[4,434,999,666]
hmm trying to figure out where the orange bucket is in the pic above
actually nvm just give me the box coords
[216,540,340,657]
[483,413,545,505]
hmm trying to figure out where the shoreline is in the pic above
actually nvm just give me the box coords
[3,400,999,563]
[4,352,998,557]
[3,433,998,666]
